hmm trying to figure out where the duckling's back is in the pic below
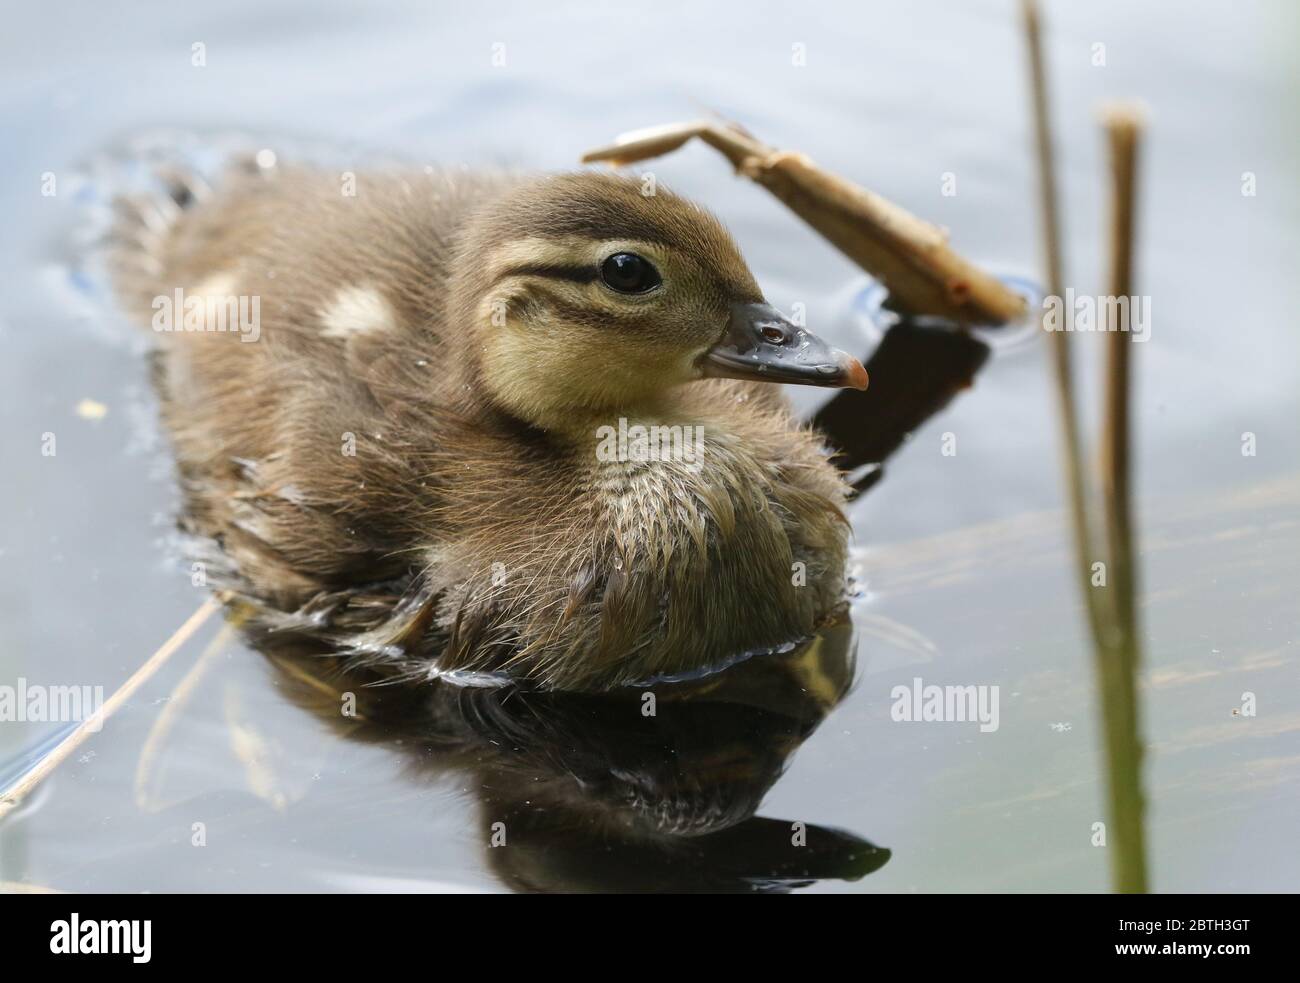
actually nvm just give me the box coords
[110,162,522,607]
[112,162,516,345]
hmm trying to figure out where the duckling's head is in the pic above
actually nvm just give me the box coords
[450,172,867,433]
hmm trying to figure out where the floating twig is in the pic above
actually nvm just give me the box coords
[0,595,222,820]
[582,119,1028,325]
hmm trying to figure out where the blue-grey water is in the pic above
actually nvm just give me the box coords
[1,0,1297,892]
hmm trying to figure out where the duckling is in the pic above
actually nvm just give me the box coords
[112,163,868,690]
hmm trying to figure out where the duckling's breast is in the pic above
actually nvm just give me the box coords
[443,413,851,689]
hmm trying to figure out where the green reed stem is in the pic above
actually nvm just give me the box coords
[1098,104,1149,893]
[1020,0,1150,893]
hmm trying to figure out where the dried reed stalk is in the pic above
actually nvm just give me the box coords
[1020,0,1150,893]
[1098,103,1149,894]
[582,119,1027,325]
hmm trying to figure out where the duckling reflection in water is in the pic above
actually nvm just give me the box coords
[257,605,888,893]
[112,161,869,691]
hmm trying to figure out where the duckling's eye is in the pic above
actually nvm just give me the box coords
[600,253,661,294]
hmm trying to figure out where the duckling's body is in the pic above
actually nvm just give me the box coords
[114,164,863,689]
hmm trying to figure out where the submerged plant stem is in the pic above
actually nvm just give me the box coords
[133,620,237,812]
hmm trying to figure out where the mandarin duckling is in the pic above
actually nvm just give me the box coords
[112,163,867,690]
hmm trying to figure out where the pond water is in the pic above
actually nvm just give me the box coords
[1,0,1296,892]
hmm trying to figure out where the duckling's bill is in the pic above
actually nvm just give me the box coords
[701,302,868,391]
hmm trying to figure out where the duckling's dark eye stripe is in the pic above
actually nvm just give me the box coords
[527,287,642,329]
[495,264,599,286]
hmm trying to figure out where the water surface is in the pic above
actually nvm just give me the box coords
[1,0,1297,892]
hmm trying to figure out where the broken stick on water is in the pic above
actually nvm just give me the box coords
[0,595,222,820]
[582,119,1028,326]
